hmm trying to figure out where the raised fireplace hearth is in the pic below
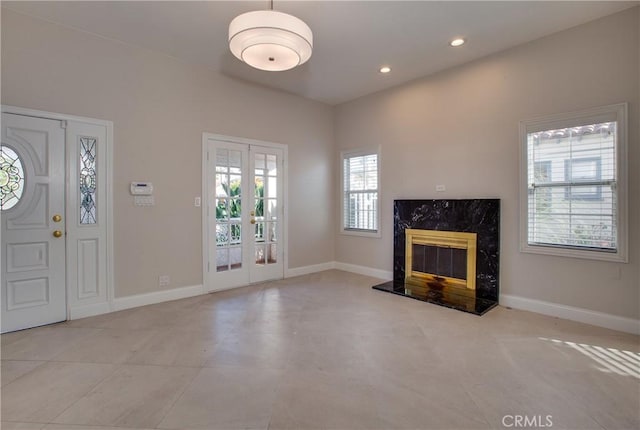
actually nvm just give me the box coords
[373,199,500,315]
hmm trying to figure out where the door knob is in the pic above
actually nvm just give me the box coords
[52,214,62,222]
[250,219,256,225]
[53,230,63,238]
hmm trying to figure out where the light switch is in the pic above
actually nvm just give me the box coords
[195,197,201,207]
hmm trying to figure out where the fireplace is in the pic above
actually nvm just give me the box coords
[373,199,499,315]
[405,229,477,290]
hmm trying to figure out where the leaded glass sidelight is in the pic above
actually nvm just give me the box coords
[79,137,97,224]
[0,146,25,210]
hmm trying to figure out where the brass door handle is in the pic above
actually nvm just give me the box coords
[53,230,63,238]
[52,214,62,222]
[250,219,256,225]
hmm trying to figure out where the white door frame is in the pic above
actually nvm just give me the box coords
[2,105,114,321]
[202,133,289,292]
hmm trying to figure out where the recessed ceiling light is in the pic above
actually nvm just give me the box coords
[379,66,391,73]
[450,38,465,47]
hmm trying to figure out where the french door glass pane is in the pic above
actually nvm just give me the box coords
[255,222,266,242]
[216,248,229,272]
[255,198,264,217]
[267,177,277,198]
[268,222,277,242]
[255,244,265,265]
[266,154,277,174]
[216,224,228,246]
[268,244,277,264]
[230,247,242,269]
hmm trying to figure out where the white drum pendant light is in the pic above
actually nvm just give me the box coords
[229,2,313,72]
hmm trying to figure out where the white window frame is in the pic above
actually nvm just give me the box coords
[340,146,381,238]
[519,103,628,263]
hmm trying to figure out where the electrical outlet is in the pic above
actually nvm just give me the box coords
[436,184,446,192]
[159,275,170,287]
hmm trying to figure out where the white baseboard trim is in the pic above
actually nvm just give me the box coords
[334,262,393,281]
[286,262,336,278]
[284,261,394,281]
[500,294,640,335]
[68,302,111,320]
[113,284,205,312]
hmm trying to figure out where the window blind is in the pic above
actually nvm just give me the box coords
[527,122,617,251]
[344,153,378,231]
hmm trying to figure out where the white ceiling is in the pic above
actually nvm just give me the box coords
[3,1,638,105]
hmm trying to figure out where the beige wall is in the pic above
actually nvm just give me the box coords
[1,9,336,297]
[334,7,640,320]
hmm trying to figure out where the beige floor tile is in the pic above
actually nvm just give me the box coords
[268,369,382,430]
[0,423,45,430]
[286,332,369,375]
[60,308,139,329]
[204,329,294,370]
[51,364,197,428]
[1,361,115,423]
[1,327,100,361]
[50,328,157,364]
[80,307,192,330]
[126,327,220,367]
[532,368,640,430]
[43,424,155,430]
[158,366,283,430]
[359,332,443,376]
[241,308,303,336]
[461,367,607,430]
[370,367,491,430]
[1,329,31,348]
[1,360,45,386]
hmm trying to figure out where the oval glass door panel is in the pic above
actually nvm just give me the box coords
[0,146,25,211]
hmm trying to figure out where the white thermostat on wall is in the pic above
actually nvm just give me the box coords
[130,182,153,195]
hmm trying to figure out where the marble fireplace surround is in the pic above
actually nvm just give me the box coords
[373,199,500,315]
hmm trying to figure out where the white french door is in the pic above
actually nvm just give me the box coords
[204,136,285,291]
[1,113,67,333]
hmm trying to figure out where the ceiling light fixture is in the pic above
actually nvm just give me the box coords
[450,38,465,47]
[229,0,313,72]
[379,66,392,74]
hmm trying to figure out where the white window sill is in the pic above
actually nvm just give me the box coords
[520,243,627,263]
[341,228,381,238]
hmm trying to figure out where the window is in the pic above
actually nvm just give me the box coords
[520,103,627,262]
[341,148,380,236]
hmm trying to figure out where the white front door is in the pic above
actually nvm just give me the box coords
[205,137,285,291]
[1,113,67,333]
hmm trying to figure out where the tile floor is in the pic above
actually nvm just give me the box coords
[1,270,639,430]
